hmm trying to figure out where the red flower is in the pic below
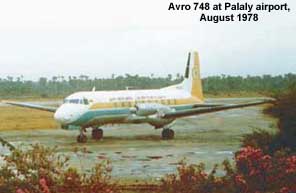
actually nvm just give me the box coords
[235,175,246,185]
[16,189,30,193]
[39,178,50,193]
[16,189,26,193]
[280,187,289,193]
[285,156,296,174]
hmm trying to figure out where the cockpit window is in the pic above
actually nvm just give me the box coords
[83,98,89,105]
[68,99,79,104]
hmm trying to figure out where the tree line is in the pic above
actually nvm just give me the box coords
[0,73,295,98]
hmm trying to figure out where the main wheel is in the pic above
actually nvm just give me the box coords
[77,134,87,143]
[162,128,175,140]
[92,128,103,140]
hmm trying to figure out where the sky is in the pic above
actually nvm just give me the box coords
[0,0,295,80]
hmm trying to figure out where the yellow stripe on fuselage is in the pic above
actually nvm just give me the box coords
[89,97,202,109]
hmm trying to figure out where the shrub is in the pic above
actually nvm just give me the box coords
[161,146,296,193]
[0,143,119,193]
[235,146,296,193]
[241,129,275,154]
[242,87,296,154]
[264,87,296,152]
[160,161,229,193]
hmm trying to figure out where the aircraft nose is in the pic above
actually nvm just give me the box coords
[54,107,71,124]
[54,104,87,125]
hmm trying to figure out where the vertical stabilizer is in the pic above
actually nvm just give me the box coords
[181,51,204,101]
[160,51,204,102]
[190,52,204,101]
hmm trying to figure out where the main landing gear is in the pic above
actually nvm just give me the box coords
[161,128,175,140]
[76,126,173,142]
[91,127,103,140]
[76,127,104,143]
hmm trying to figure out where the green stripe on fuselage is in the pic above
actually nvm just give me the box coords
[70,104,195,127]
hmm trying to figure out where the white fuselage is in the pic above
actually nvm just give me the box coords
[53,51,204,128]
[53,88,200,127]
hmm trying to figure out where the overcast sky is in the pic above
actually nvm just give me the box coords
[0,0,295,80]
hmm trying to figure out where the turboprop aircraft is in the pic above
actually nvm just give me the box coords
[2,51,273,143]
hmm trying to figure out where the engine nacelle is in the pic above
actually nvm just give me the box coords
[135,103,172,116]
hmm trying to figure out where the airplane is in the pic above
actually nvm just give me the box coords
[2,51,273,143]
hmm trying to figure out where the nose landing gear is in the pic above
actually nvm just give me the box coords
[77,128,87,143]
[161,128,175,140]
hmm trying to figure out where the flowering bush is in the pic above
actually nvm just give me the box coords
[160,159,242,193]
[161,146,296,193]
[235,146,296,193]
[241,129,275,154]
[0,143,119,193]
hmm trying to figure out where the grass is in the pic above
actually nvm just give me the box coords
[0,106,58,130]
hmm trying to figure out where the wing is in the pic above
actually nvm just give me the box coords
[2,101,57,112]
[163,99,274,119]
[192,103,223,108]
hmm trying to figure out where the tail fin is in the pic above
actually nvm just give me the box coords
[182,51,204,101]
[160,51,204,102]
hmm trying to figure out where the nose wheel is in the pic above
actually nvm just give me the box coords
[77,133,87,143]
[162,128,174,140]
[92,127,103,140]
